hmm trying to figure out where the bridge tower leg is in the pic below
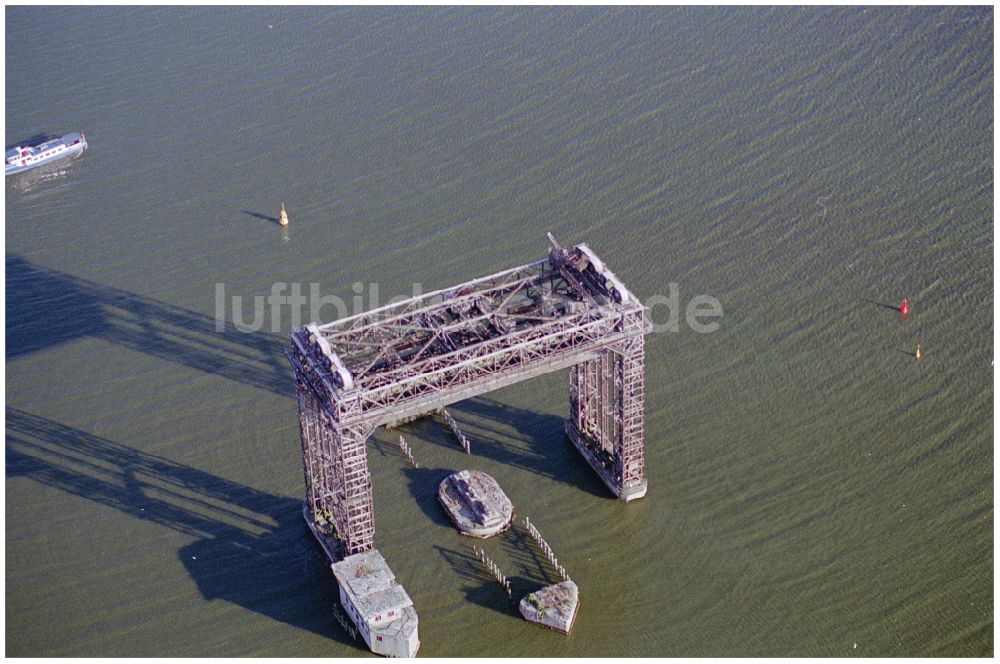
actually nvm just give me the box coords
[295,381,327,523]
[295,381,376,555]
[333,421,376,554]
[567,334,647,501]
[615,333,647,497]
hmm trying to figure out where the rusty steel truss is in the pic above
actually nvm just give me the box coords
[288,235,651,555]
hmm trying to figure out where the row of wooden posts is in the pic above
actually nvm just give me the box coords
[470,517,572,603]
[472,544,512,599]
[524,516,571,583]
[394,410,470,467]
[440,408,472,454]
[397,434,418,468]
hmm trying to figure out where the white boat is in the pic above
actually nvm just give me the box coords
[6,132,87,175]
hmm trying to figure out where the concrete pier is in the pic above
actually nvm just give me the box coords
[439,470,514,538]
[519,581,580,634]
[331,550,420,657]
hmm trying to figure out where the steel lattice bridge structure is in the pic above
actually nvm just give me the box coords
[288,235,652,555]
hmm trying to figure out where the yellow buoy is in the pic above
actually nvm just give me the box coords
[279,203,289,227]
[915,344,922,361]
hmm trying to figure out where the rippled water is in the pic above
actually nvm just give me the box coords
[6,6,992,656]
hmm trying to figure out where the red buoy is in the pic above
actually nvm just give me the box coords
[900,298,909,316]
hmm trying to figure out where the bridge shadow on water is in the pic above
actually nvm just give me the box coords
[7,255,608,646]
[7,254,612,498]
[5,254,292,397]
[5,407,364,652]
